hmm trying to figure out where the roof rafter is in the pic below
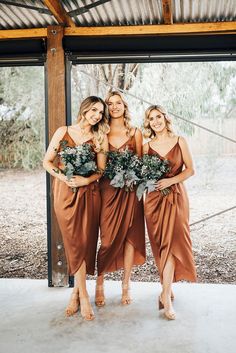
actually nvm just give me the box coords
[162,0,173,25]
[68,0,112,17]
[43,0,76,27]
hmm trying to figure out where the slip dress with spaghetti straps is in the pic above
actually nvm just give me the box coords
[53,126,101,275]
[97,128,146,275]
[144,136,197,282]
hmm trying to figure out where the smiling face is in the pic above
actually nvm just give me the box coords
[83,102,104,126]
[107,94,125,119]
[148,109,167,134]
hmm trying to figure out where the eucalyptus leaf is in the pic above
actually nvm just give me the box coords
[136,182,147,201]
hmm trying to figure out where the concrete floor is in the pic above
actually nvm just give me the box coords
[0,279,235,353]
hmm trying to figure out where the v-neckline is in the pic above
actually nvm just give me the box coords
[109,138,131,150]
[65,131,93,146]
[149,141,179,158]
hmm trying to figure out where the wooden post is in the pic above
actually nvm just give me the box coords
[46,25,68,286]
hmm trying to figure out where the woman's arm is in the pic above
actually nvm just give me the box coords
[43,126,69,184]
[86,134,109,183]
[134,128,143,157]
[142,142,149,155]
[67,135,109,188]
[156,136,195,190]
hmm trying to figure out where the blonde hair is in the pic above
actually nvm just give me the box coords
[105,91,132,136]
[144,105,173,139]
[78,96,110,152]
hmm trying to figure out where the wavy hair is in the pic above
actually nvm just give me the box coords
[144,105,173,139]
[77,96,110,152]
[105,91,132,136]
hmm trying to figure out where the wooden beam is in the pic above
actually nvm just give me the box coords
[162,0,173,25]
[65,21,236,36]
[46,25,68,287]
[43,0,76,27]
[0,28,47,39]
[0,21,236,40]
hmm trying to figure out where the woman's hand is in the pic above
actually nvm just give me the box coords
[155,178,173,191]
[67,175,89,188]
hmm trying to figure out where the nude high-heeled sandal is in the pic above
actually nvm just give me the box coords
[121,283,132,305]
[65,291,80,317]
[79,296,95,321]
[95,285,105,307]
[158,294,176,320]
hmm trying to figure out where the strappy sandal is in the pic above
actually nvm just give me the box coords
[79,296,95,321]
[121,283,132,305]
[95,285,105,307]
[158,294,176,320]
[65,291,80,317]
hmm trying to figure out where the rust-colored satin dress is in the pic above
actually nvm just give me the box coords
[53,131,101,276]
[97,134,146,275]
[144,139,197,283]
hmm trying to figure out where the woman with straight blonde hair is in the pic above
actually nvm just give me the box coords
[95,91,146,307]
[143,105,197,320]
[43,96,109,321]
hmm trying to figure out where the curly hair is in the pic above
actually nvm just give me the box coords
[105,91,132,137]
[77,96,110,152]
[144,105,173,139]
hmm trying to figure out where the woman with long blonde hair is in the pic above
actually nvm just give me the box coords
[95,91,146,307]
[43,96,109,321]
[143,105,197,320]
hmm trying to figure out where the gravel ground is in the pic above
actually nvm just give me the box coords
[0,156,236,284]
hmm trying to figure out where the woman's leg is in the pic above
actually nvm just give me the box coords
[65,280,80,317]
[95,274,105,307]
[66,260,94,320]
[160,254,176,320]
[76,260,95,320]
[122,241,135,304]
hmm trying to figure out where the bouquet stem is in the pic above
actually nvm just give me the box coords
[161,187,171,196]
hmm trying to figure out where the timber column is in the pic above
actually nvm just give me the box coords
[46,25,69,287]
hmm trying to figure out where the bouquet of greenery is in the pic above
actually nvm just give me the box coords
[136,154,171,200]
[104,148,142,192]
[57,140,98,192]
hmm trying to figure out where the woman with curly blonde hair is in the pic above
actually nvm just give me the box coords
[95,91,146,307]
[143,105,197,320]
[43,96,109,321]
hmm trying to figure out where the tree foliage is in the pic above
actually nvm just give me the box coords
[0,67,44,169]
[0,62,235,169]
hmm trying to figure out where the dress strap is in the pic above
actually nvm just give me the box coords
[177,136,180,142]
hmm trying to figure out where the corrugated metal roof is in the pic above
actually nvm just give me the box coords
[0,0,236,30]
[62,0,163,26]
[0,0,58,29]
[173,0,236,23]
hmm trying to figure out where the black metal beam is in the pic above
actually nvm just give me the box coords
[64,54,74,288]
[65,53,72,126]
[68,0,112,17]
[69,52,236,64]
[0,0,51,14]
[64,34,236,54]
[0,56,45,67]
[44,62,53,287]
